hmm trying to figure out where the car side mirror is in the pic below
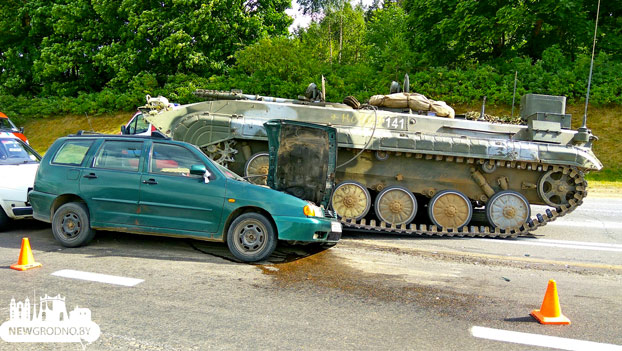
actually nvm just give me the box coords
[120,125,127,134]
[190,164,207,175]
[190,164,211,183]
[19,127,24,133]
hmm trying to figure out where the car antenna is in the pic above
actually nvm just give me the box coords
[581,0,601,130]
[85,113,95,132]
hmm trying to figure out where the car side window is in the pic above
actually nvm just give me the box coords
[93,140,143,171]
[151,143,203,178]
[52,140,94,166]
[135,114,150,134]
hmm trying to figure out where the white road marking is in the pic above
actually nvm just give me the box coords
[545,220,622,229]
[474,238,622,252]
[529,239,622,248]
[471,326,622,351]
[52,269,144,287]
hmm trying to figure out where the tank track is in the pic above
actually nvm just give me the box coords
[338,156,588,239]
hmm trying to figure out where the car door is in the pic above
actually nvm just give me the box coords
[79,140,144,226]
[138,142,225,234]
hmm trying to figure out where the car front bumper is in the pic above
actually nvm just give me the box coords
[273,215,342,243]
[1,200,33,219]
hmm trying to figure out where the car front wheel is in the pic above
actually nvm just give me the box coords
[52,202,96,247]
[227,213,276,262]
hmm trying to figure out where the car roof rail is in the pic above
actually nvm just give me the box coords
[75,130,102,136]
[68,130,170,140]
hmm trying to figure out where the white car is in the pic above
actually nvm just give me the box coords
[0,132,41,230]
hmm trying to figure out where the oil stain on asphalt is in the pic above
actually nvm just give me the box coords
[258,246,485,318]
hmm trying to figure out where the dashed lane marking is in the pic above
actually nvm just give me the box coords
[475,238,622,252]
[471,326,622,351]
[51,269,144,287]
[545,220,622,229]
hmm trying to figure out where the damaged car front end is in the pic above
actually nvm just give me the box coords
[264,120,341,243]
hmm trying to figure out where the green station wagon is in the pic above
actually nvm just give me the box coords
[29,123,341,262]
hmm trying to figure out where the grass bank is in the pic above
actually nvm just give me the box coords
[24,113,131,155]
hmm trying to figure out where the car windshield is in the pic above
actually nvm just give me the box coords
[186,143,247,181]
[212,159,247,182]
[0,137,40,165]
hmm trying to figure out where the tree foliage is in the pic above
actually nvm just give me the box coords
[403,0,621,66]
[0,0,620,119]
[0,0,291,97]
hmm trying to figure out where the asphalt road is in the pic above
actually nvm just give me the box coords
[0,195,621,350]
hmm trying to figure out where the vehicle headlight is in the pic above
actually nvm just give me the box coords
[303,204,324,217]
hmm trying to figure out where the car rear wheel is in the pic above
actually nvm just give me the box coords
[52,202,96,247]
[227,213,276,262]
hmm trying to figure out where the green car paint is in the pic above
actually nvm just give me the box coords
[29,134,341,262]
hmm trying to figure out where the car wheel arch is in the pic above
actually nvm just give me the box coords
[222,206,277,243]
[51,194,88,218]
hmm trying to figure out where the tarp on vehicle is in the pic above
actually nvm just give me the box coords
[369,93,455,118]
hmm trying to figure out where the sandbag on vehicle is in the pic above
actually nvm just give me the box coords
[369,92,454,118]
[369,93,431,111]
[429,100,455,119]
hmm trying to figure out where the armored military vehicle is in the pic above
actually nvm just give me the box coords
[139,87,601,238]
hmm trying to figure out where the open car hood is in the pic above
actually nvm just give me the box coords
[264,120,337,207]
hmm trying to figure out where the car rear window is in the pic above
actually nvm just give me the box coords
[93,140,143,171]
[52,140,94,166]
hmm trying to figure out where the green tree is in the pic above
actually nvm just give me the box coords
[0,0,53,95]
[403,0,602,65]
[365,4,413,78]
[2,0,292,97]
[300,3,367,64]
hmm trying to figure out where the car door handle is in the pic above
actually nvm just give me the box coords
[142,179,158,185]
[83,173,97,179]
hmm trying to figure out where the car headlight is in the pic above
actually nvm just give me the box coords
[303,204,324,217]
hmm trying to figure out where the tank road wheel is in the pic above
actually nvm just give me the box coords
[374,186,417,225]
[486,191,531,230]
[244,152,270,185]
[331,181,371,220]
[537,170,578,207]
[428,190,473,230]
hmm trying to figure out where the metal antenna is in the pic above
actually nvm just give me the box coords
[511,71,518,118]
[85,113,94,132]
[321,75,326,102]
[479,96,486,120]
[582,0,601,129]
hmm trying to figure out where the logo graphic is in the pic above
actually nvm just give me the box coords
[0,294,100,346]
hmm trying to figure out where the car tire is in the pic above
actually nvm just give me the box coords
[52,202,96,247]
[227,213,277,262]
[0,207,9,231]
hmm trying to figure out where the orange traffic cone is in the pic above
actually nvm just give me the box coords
[530,279,571,325]
[10,238,42,271]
